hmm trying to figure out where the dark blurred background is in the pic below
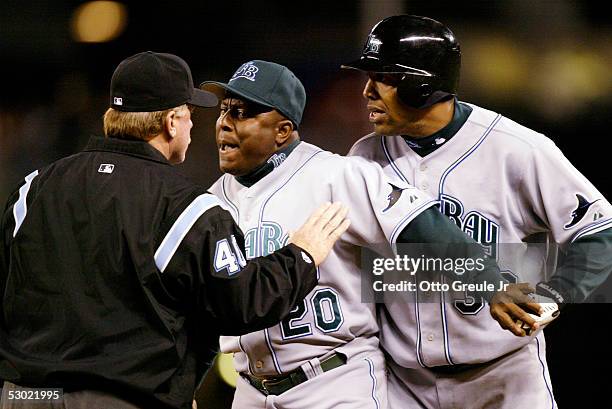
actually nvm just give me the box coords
[1,1,610,407]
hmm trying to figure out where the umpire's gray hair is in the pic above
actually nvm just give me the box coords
[103,105,188,140]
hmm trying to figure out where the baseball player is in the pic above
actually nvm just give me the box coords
[200,60,531,408]
[342,15,612,409]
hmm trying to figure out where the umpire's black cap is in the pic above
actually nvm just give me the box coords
[110,51,218,112]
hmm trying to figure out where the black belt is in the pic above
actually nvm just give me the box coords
[243,352,347,396]
[429,362,486,374]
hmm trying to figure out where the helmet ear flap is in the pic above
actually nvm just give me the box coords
[396,77,433,109]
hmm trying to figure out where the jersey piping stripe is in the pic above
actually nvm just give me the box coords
[381,137,409,183]
[12,170,39,237]
[438,114,502,194]
[365,357,381,409]
[535,336,556,409]
[154,193,222,273]
[222,176,240,221]
[263,328,282,374]
[414,285,426,367]
[238,335,255,375]
[257,149,325,259]
[437,113,502,365]
[391,198,438,367]
[440,279,456,365]
[389,199,439,246]
[570,217,612,243]
[381,136,430,367]
[257,149,325,374]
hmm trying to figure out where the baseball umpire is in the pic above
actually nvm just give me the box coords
[0,51,350,409]
[343,15,612,409]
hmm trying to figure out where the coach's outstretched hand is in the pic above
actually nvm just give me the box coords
[490,283,542,337]
[289,202,350,266]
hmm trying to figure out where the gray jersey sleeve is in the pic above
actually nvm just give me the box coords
[520,136,612,244]
[521,136,612,303]
[329,156,438,247]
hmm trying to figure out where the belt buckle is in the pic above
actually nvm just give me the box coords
[260,378,272,396]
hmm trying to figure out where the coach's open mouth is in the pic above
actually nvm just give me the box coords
[219,143,239,153]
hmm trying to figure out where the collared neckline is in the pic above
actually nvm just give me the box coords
[235,140,301,187]
[402,99,473,157]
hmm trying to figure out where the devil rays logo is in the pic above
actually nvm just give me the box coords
[383,183,404,212]
[564,194,600,229]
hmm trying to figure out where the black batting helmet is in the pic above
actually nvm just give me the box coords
[342,15,461,109]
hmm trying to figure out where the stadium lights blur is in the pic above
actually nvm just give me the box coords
[536,50,610,101]
[216,352,238,388]
[464,36,528,98]
[530,49,611,119]
[70,1,127,43]
[461,33,611,119]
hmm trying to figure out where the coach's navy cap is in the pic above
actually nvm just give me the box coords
[200,60,306,128]
[110,51,218,112]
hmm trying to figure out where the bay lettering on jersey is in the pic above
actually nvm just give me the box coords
[440,194,499,259]
[440,194,500,314]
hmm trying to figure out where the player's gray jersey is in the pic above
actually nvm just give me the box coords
[209,141,436,376]
[349,102,612,367]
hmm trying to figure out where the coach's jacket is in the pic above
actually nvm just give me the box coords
[0,136,317,409]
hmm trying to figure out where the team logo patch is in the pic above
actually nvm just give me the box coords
[564,193,600,229]
[365,35,382,54]
[230,61,259,82]
[98,164,115,174]
[244,222,288,259]
[113,97,123,106]
[383,183,404,212]
[267,152,287,168]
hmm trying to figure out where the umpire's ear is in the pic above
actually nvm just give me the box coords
[275,119,294,145]
[164,110,177,139]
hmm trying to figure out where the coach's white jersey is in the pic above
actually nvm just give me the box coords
[349,102,612,368]
[209,141,436,376]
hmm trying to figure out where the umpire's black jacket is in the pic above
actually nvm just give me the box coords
[0,136,317,409]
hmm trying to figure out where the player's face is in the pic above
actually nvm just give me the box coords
[168,105,193,164]
[362,73,425,135]
[215,97,281,176]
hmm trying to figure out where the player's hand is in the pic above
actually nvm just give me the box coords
[288,202,350,266]
[489,283,542,337]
